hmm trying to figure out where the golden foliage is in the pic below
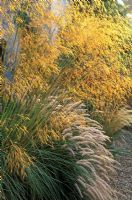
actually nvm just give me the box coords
[58,8,132,113]
[6,144,32,179]
[1,1,131,113]
[0,0,61,96]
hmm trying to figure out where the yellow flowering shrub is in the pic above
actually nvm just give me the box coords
[58,8,132,113]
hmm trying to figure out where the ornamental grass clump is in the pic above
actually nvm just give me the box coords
[0,93,118,200]
[100,107,132,136]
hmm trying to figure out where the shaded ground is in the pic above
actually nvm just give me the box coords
[112,129,132,200]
